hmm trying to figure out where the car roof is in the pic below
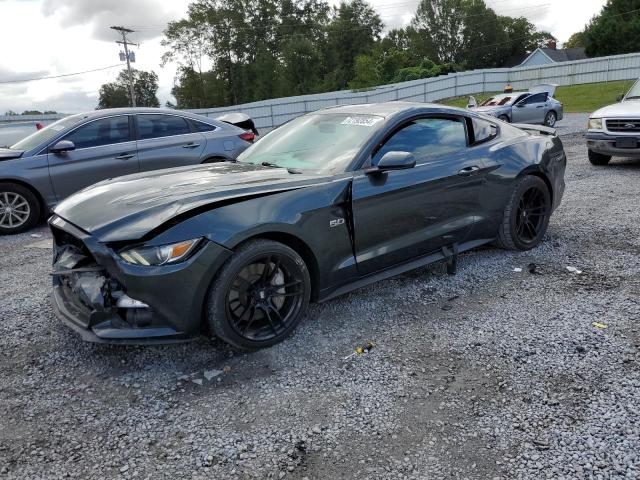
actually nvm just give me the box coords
[64,108,221,124]
[316,101,468,118]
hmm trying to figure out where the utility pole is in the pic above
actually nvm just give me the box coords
[110,26,138,107]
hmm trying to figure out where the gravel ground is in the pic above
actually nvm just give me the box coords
[0,113,638,479]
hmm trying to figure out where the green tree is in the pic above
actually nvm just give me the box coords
[564,31,586,48]
[348,54,379,89]
[324,0,383,90]
[97,69,160,109]
[412,0,464,64]
[584,0,640,56]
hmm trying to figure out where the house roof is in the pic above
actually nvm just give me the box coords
[536,47,588,63]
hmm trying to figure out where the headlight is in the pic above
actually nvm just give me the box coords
[119,238,201,266]
[588,118,603,130]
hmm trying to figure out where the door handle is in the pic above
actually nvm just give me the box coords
[536,105,544,108]
[458,166,481,176]
[115,153,135,160]
[183,143,200,149]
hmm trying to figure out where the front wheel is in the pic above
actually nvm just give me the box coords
[0,183,41,235]
[498,114,510,123]
[588,150,611,166]
[206,239,311,350]
[496,176,552,251]
[544,111,557,127]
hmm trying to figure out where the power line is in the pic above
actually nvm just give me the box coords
[0,64,122,85]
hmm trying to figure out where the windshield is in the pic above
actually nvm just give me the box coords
[626,79,640,100]
[10,115,79,151]
[481,95,515,107]
[236,113,384,173]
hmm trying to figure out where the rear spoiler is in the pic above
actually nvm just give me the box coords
[511,123,556,136]
[216,112,259,136]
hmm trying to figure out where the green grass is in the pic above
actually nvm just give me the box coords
[438,80,636,113]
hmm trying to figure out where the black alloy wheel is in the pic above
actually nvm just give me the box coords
[496,175,551,251]
[207,240,311,349]
[514,186,548,245]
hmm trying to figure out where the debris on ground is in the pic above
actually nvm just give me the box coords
[343,341,376,360]
[29,233,42,238]
[204,369,223,381]
[527,263,543,275]
[566,266,583,274]
[513,267,523,273]
[592,322,608,330]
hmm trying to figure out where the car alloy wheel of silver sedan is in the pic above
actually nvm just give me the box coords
[0,192,31,229]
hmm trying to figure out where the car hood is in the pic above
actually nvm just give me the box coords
[0,148,24,161]
[592,100,640,118]
[54,162,331,242]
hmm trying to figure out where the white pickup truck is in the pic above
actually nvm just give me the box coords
[586,78,640,165]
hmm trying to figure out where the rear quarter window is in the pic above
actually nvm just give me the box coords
[471,118,498,145]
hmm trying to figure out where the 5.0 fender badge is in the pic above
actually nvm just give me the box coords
[329,218,345,228]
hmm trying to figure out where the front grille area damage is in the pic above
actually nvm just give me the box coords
[51,227,154,330]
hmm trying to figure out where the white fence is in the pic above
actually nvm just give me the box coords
[2,52,640,128]
[190,52,640,130]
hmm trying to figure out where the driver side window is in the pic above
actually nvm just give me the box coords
[372,117,467,166]
[64,116,131,150]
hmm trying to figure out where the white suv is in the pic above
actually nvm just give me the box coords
[586,78,640,165]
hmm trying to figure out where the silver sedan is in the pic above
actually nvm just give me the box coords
[468,84,564,127]
[0,108,256,234]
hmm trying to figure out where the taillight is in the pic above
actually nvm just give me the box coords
[239,132,255,143]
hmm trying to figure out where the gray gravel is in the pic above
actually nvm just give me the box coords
[1,113,639,479]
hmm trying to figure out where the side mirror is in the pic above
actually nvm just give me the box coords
[617,94,625,102]
[467,96,477,109]
[50,140,76,154]
[368,151,416,174]
[515,102,525,108]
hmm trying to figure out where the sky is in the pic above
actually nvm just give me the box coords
[0,0,607,113]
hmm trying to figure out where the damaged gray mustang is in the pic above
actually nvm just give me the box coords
[50,102,566,350]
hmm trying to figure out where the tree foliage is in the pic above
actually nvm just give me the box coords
[582,0,640,56]
[163,0,556,108]
[97,69,160,109]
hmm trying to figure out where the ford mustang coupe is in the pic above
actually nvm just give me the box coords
[50,103,566,349]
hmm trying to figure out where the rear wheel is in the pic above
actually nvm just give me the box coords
[0,183,41,235]
[544,111,557,127]
[496,176,552,251]
[206,239,311,350]
[588,150,611,166]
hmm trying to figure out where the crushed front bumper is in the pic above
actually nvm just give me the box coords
[585,132,640,157]
[49,215,232,344]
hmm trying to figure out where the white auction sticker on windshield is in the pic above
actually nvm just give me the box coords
[341,116,382,127]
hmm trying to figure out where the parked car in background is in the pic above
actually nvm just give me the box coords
[467,84,563,127]
[586,78,640,165]
[0,108,256,234]
[50,102,566,349]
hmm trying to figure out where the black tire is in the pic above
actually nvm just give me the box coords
[0,182,41,235]
[544,110,557,127]
[206,239,311,350]
[495,176,552,251]
[498,114,510,123]
[588,150,611,166]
